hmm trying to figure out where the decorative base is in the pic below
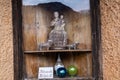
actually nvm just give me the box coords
[51,46,66,50]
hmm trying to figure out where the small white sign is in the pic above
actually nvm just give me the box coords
[38,67,53,79]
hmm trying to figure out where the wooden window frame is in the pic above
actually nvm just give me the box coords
[12,0,102,80]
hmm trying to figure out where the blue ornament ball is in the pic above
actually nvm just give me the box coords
[57,67,67,78]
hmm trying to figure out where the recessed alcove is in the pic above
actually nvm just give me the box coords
[22,2,92,79]
[12,0,102,80]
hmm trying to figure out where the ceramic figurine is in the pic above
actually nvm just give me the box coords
[39,40,53,50]
[48,12,67,50]
[66,42,79,50]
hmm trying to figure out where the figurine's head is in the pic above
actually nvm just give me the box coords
[74,42,79,45]
[54,11,59,18]
[60,15,64,19]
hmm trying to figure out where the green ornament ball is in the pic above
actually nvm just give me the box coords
[67,65,78,77]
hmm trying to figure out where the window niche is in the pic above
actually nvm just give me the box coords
[12,0,102,80]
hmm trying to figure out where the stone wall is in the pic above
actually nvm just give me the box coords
[0,0,119,80]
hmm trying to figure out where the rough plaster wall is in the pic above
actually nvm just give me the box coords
[0,0,13,80]
[100,0,120,80]
[0,0,120,80]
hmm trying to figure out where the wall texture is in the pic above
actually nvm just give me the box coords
[0,0,13,80]
[100,0,120,80]
[0,0,119,80]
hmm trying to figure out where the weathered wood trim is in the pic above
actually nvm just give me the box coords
[90,0,103,80]
[12,0,23,80]
[12,0,102,80]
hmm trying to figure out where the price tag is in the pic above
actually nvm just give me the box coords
[38,67,53,79]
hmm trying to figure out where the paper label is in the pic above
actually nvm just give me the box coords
[38,67,53,79]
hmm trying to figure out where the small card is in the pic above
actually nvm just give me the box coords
[38,67,53,79]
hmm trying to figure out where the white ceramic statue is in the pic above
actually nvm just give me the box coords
[49,11,67,49]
